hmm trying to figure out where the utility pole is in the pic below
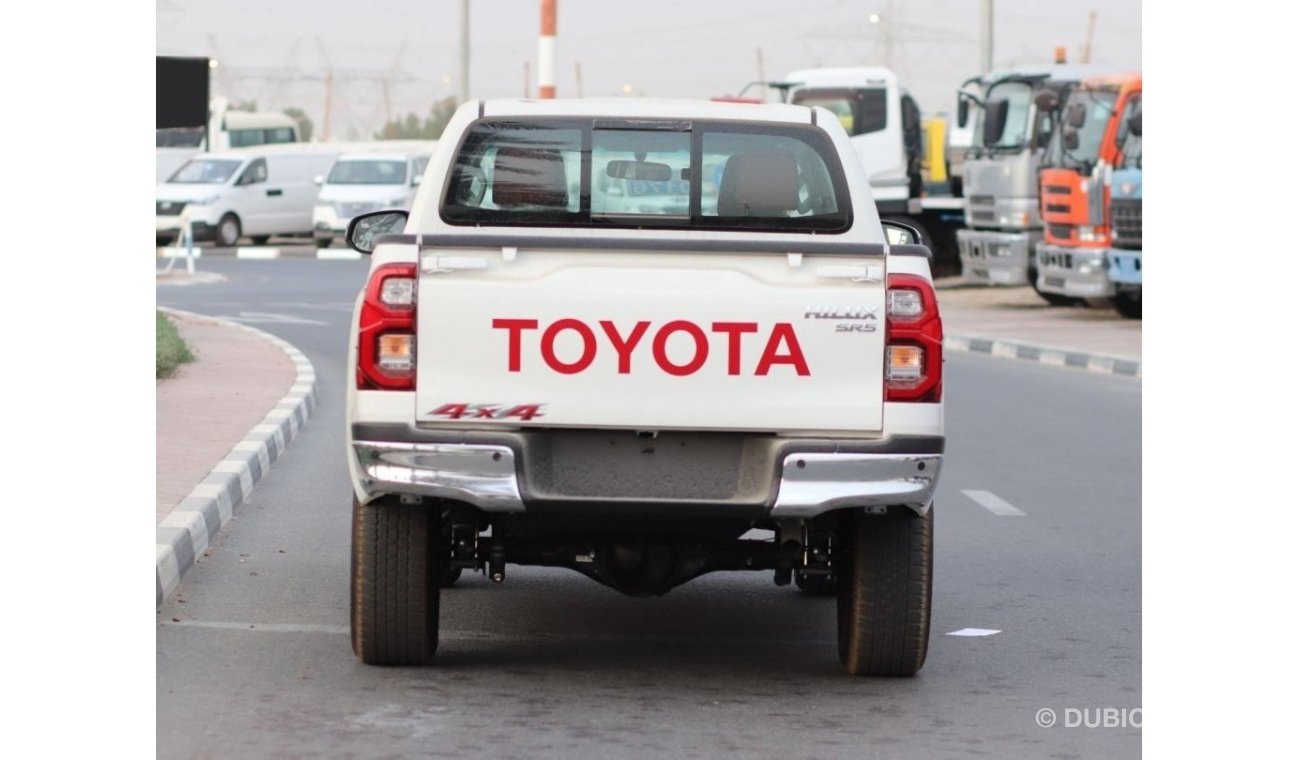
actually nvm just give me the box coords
[881,0,895,70]
[574,61,584,98]
[316,39,334,141]
[980,0,994,73]
[1081,10,1098,64]
[524,61,532,98]
[458,0,470,104]
[539,0,556,98]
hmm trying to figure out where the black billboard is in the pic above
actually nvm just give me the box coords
[157,56,210,130]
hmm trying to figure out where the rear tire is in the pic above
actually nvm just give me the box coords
[1114,291,1142,319]
[215,214,241,247]
[351,496,439,665]
[837,507,933,676]
[250,235,271,245]
[440,566,463,588]
[314,235,334,249]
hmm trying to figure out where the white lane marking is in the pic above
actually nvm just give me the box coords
[738,528,775,541]
[947,628,1002,637]
[161,620,837,644]
[236,247,280,259]
[962,489,1027,516]
[227,311,329,326]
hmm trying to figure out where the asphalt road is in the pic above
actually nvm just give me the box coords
[157,259,1141,759]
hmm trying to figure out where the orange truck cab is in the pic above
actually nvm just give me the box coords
[1034,73,1142,300]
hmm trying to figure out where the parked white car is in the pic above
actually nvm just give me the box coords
[312,149,433,247]
[156,144,344,247]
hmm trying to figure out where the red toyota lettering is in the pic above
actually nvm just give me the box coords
[491,318,539,372]
[711,322,759,376]
[599,320,650,374]
[541,318,597,374]
[652,320,709,376]
[755,323,811,376]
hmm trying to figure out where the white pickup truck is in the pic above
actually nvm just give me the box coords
[344,98,945,676]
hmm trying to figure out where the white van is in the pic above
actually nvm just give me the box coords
[156,144,343,247]
[311,146,434,247]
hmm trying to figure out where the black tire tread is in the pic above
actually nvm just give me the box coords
[351,496,438,665]
[837,508,933,676]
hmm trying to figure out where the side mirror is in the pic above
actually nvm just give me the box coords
[1062,127,1080,151]
[314,175,324,186]
[411,173,423,187]
[1034,89,1060,113]
[1128,111,1142,137]
[982,99,1009,146]
[1066,103,1086,129]
[882,220,920,246]
[956,98,969,128]
[347,210,409,254]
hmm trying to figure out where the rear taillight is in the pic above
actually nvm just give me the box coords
[885,273,943,402]
[357,262,417,390]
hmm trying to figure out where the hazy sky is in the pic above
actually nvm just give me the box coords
[157,0,1141,140]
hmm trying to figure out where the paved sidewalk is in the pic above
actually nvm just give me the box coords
[155,306,318,605]
[156,312,296,522]
[935,279,1141,367]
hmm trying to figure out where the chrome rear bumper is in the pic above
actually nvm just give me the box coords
[353,437,942,518]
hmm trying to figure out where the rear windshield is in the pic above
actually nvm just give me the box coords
[168,158,242,184]
[441,118,851,233]
[327,159,409,185]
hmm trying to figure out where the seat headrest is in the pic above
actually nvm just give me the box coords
[716,151,799,217]
[491,146,570,209]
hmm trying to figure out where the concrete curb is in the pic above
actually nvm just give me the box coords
[156,247,362,261]
[155,309,319,607]
[946,334,1141,378]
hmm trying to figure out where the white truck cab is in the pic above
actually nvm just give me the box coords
[783,68,921,215]
[344,98,945,676]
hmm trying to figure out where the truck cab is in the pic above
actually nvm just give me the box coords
[955,65,1105,299]
[1034,73,1142,300]
[344,98,945,676]
[782,67,964,274]
[1106,109,1142,318]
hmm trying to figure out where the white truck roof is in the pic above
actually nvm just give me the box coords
[782,67,900,89]
[481,97,815,124]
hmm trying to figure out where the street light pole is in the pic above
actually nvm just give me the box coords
[980,0,994,74]
[458,0,470,103]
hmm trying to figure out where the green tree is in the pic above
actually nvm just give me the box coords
[375,97,460,140]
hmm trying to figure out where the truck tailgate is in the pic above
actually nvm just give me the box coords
[415,248,886,433]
